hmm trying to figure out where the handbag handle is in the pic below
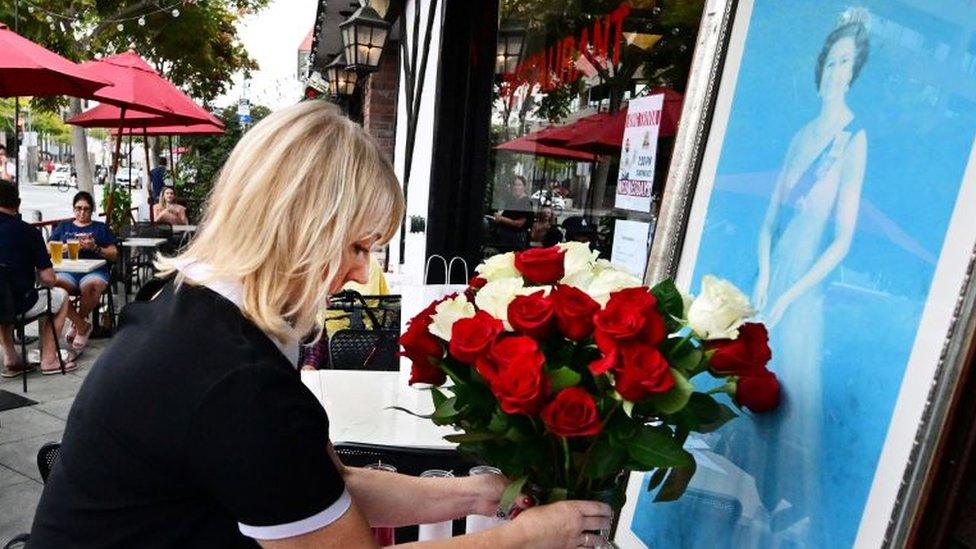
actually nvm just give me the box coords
[448,256,469,285]
[424,255,449,286]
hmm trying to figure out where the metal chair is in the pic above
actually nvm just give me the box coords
[327,328,400,371]
[0,265,67,392]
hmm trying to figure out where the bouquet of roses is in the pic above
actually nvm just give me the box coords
[400,242,779,511]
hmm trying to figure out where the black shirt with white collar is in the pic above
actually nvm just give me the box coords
[30,281,348,547]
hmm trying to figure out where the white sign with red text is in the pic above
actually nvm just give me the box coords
[614,94,664,212]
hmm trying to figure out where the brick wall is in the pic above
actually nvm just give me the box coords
[363,42,400,161]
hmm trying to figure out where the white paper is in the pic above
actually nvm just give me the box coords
[610,219,652,278]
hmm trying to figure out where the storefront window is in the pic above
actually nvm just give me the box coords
[483,0,703,277]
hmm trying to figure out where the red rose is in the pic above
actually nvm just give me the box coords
[401,321,445,386]
[542,387,603,438]
[469,276,488,289]
[588,345,617,376]
[614,343,674,401]
[706,323,772,377]
[449,311,504,363]
[476,336,548,414]
[735,372,780,413]
[508,291,555,339]
[594,288,666,351]
[550,284,601,341]
[514,246,566,285]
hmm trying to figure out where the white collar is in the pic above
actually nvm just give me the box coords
[177,260,301,368]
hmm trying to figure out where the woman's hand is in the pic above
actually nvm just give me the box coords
[466,471,509,517]
[510,500,613,548]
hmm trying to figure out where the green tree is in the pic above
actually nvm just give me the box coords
[178,102,271,220]
[0,0,269,192]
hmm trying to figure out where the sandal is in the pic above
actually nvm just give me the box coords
[2,363,37,378]
[27,349,77,365]
[72,323,93,351]
[41,361,78,375]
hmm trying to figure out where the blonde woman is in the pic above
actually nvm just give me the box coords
[153,184,189,225]
[30,101,610,548]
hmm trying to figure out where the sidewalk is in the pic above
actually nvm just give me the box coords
[0,338,109,544]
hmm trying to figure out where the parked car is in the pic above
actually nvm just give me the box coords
[531,189,566,210]
[48,165,76,190]
[114,170,142,189]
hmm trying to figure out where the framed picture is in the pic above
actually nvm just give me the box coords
[619,0,976,547]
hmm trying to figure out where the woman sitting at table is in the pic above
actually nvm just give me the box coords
[30,101,609,548]
[153,185,189,225]
[49,191,118,351]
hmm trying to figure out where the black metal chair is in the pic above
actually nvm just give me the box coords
[0,265,67,392]
[37,441,61,483]
[328,328,400,371]
[333,442,480,543]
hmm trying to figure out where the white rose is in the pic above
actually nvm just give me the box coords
[429,294,476,340]
[686,275,755,340]
[474,277,525,330]
[587,268,643,306]
[559,242,599,278]
[680,288,694,320]
[475,252,519,282]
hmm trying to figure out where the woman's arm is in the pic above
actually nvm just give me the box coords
[98,243,119,262]
[493,214,527,230]
[174,205,189,225]
[339,457,505,527]
[766,131,867,326]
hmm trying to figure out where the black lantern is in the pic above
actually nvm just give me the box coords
[496,20,526,75]
[339,5,390,73]
[324,54,359,96]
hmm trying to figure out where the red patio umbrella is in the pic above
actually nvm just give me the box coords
[533,113,612,147]
[111,122,224,136]
[75,51,214,124]
[0,22,110,97]
[0,22,111,190]
[69,102,223,130]
[565,89,684,156]
[73,50,217,218]
[496,132,598,162]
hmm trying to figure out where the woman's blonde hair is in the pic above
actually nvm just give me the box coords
[158,101,404,343]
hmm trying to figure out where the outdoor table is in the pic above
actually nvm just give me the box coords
[121,237,168,248]
[54,258,107,274]
[301,369,453,447]
[171,224,197,233]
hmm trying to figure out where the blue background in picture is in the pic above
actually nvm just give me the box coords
[629,1,976,547]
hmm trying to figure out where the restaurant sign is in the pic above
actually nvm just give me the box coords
[615,93,663,212]
[508,2,631,92]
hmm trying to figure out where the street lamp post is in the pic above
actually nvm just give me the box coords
[339,5,391,73]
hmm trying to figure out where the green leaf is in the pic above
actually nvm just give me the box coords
[671,348,704,376]
[585,437,628,479]
[646,468,669,492]
[549,487,568,502]
[548,367,582,391]
[431,387,448,411]
[443,432,498,443]
[650,279,685,320]
[488,408,511,433]
[699,403,738,433]
[498,476,528,515]
[431,397,460,422]
[654,462,697,502]
[503,426,529,442]
[628,426,694,469]
[651,369,693,414]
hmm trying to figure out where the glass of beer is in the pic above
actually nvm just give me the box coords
[66,239,81,261]
[49,241,64,265]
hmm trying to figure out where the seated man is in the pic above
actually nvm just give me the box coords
[0,182,77,376]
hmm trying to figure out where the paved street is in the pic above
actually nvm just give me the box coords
[0,336,110,545]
